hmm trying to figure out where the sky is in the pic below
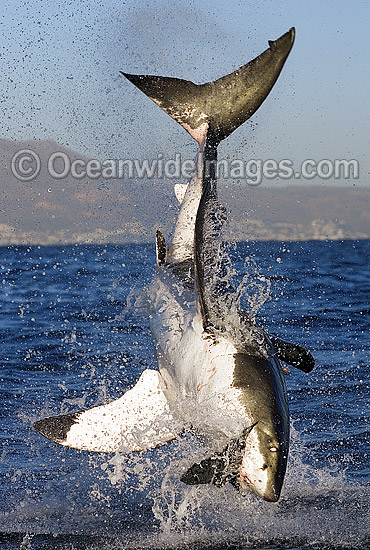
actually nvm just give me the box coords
[1,0,370,186]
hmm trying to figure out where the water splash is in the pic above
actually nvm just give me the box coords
[233,256,271,320]
[19,533,34,550]
[96,423,369,549]
[200,200,272,341]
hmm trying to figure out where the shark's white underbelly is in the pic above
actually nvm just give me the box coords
[149,272,251,440]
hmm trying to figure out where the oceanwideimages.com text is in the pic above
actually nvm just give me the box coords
[11,149,359,186]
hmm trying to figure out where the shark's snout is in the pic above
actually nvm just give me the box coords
[238,422,288,502]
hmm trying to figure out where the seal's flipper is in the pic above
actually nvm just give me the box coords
[181,423,257,488]
[271,337,315,373]
[181,451,235,487]
[121,28,295,144]
[34,370,180,452]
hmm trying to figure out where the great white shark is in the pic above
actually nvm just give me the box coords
[34,27,314,502]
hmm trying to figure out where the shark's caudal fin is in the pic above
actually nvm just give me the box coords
[34,370,181,453]
[121,28,295,144]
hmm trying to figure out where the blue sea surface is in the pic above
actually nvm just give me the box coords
[0,240,369,550]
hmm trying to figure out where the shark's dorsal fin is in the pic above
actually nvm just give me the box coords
[193,131,227,330]
[121,28,295,145]
[155,229,167,266]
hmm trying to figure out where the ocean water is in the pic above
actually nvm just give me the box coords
[0,240,369,550]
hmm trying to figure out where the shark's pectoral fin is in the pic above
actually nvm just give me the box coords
[34,369,181,453]
[271,337,315,373]
[155,230,167,266]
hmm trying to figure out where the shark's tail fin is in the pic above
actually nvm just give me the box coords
[121,28,295,144]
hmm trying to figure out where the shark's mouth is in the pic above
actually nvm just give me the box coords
[180,452,259,495]
[239,471,254,488]
[180,423,258,490]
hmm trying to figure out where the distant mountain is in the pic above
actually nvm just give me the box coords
[0,139,369,245]
[224,184,370,241]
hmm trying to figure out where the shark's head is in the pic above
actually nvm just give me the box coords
[238,421,288,502]
[231,352,290,502]
[180,416,288,502]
